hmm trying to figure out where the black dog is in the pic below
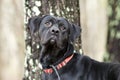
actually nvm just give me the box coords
[28,15,120,80]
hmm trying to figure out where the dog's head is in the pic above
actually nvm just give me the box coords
[28,15,81,67]
[28,15,80,46]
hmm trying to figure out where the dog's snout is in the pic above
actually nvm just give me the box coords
[52,29,59,33]
[50,26,60,34]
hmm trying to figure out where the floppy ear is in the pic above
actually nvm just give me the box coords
[28,16,45,35]
[69,24,81,42]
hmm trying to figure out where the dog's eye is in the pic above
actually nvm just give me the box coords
[59,26,66,31]
[45,21,52,27]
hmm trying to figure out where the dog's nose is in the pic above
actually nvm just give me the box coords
[50,26,60,34]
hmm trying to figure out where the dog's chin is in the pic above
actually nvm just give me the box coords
[48,38,60,48]
[49,38,56,45]
[44,37,57,46]
[42,36,62,48]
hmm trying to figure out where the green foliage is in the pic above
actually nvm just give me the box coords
[105,0,120,62]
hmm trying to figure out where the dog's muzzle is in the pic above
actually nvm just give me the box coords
[41,25,62,47]
[49,26,60,44]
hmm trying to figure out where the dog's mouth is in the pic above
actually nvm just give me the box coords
[42,35,59,46]
[41,32,62,49]
[49,35,58,44]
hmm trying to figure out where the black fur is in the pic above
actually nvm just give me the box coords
[28,15,120,80]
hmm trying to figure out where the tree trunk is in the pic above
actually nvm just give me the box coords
[0,0,24,80]
[79,0,108,61]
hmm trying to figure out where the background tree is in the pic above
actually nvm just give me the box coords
[0,0,24,80]
[80,0,108,61]
[106,0,120,62]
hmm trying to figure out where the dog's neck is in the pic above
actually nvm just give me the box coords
[53,43,74,65]
[40,43,74,69]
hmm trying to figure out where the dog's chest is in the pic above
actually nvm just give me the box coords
[44,73,76,80]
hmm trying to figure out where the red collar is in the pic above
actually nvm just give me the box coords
[43,54,74,74]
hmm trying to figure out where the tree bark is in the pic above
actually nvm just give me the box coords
[79,0,108,61]
[0,0,24,80]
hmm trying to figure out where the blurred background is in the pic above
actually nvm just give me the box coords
[0,0,120,80]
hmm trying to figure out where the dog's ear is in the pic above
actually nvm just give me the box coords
[69,24,81,42]
[28,16,42,35]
